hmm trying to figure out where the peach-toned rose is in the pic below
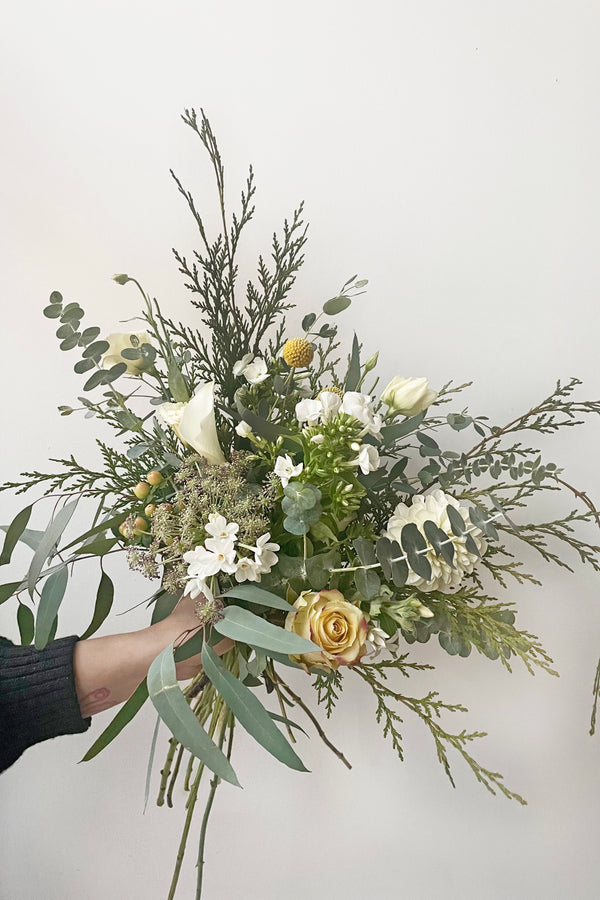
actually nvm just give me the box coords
[285,589,368,671]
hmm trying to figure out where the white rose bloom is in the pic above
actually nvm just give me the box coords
[381,376,438,417]
[254,533,280,573]
[174,382,226,466]
[233,353,254,377]
[243,357,269,385]
[235,420,253,438]
[235,557,261,583]
[385,489,487,593]
[295,398,323,424]
[319,391,342,422]
[274,454,303,488]
[356,444,380,475]
[102,331,153,375]
[205,514,239,541]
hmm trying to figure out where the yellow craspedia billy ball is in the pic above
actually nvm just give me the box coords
[282,337,314,368]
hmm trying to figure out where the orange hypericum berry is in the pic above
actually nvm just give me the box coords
[146,470,163,485]
[133,482,151,500]
[282,337,314,368]
[144,503,157,517]
[133,516,149,532]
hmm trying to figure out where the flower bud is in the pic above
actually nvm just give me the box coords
[381,376,438,417]
[363,351,379,374]
[113,273,131,285]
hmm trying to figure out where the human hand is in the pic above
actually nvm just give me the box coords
[164,591,234,681]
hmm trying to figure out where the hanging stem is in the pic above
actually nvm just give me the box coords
[195,712,230,900]
[166,744,185,808]
[157,738,179,806]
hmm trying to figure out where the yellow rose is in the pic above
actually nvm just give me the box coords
[380,376,438,417]
[285,589,368,671]
[102,331,153,375]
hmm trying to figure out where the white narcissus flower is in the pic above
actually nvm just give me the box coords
[254,532,280,573]
[102,331,153,375]
[355,444,380,475]
[186,577,214,602]
[274,454,303,488]
[242,357,269,385]
[235,420,253,438]
[295,398,322,424]
[381,376,438,417]
[205,514,239,541]
[183,537,237,578]
[385,489,487,592]
[159,382,225,466]
[235,557,261,582]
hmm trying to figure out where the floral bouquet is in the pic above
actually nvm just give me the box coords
[2,109,600,899]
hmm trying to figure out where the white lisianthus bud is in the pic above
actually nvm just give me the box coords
[381,376,438,417]
[310,433,325,444]
[235,420,253,438]
[102,331,153,375]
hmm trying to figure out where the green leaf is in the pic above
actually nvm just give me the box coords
[82,340,110,359]
[0,581,22,605]
[150,590,181,625]
[56,323,74,339]
[355,568,380,600]
[80,571,114,640]
[264,650,302,669]
[61,511,125,552]
[375,536,394,580]
[17,603,34,645]
[353,537,377,566]
[238,406,293,442]
[302,313,316,331]
[74,537,118,557]
[49,290,63,304]
[0,505,33,566]
[144,715,161,814]
[27,498,80,598]
[306,550,340,591]
[81,681,149,761]
[323,295,351,315]
[43,304,63,319]
[283,516,310,535]
[80,326,101,346]
[446,505,466,537]
[267,711,308,735]
[74,358,95,374]
[220,584,292,612]
[400,523,432,582]
[104,362,127,383]
[120,347,142,360]
[381,411,427,445]
[34,565,69,650]
[60,334,81,351]
[423,520,455,568]
[469,506,499,542]
[60,302,84,322]
[390,542,409,587]
[83,369,108,391]
[147,645,239,786]
[345,333,361,391]
[167,359,190,402]
[215,605,320,655]
[464,533,482,557]
[202,644,308,772]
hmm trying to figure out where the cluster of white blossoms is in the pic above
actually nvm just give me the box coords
[385,489,487,593]
[183,514,280,599]
[233,353,269,385]
[295,390,383,438]
[272,390,382,484]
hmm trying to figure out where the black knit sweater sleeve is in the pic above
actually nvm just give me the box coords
[0,635,91,773]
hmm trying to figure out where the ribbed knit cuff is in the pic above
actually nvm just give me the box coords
[0,635,91,772]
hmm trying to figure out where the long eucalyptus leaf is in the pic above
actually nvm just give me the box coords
[0,506,33,565]
[220,584,292,612]
[201,645,308,772]
[267,710,308,736]
[61,511,125,552]
[147,644,239,786]
[34,565,69,650]
[81,681,148,762]
[215,606,320,655]
[27,498,80,597]
[80,571,114,640]
[17,603,34,646]
[0,581,22,605]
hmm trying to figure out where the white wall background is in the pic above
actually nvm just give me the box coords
[1,2,600,898]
